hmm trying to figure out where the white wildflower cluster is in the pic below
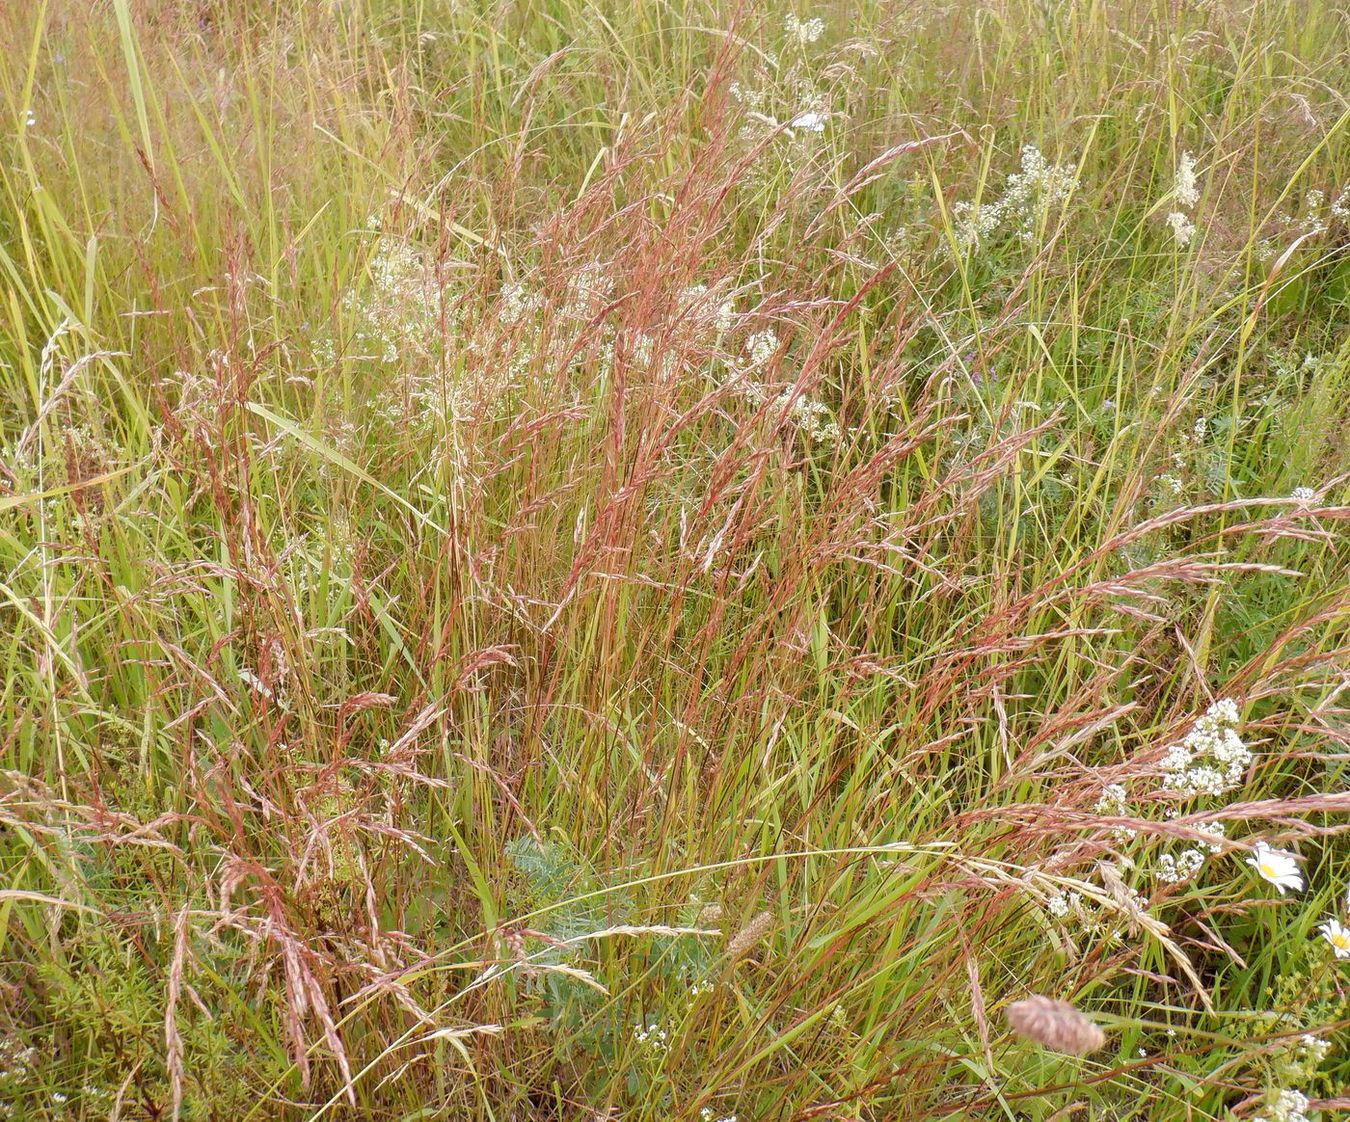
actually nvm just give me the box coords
[883,224,913,260]
[0,1040,36,1084]
[1093,783,1137,841]
[745,329,779,368]
[719,328,840,445]
[1159,698,1250,797]
[1164,150,1200,247]
[1045,890,1082,920]
[683,284,736,335]
[629,332,655,368]
[788,394,840,445]
[562,261,614,320]
[686,977,715,1002]
[729,78,820,138]
[624,331,682,380]
[1174,150,1200,209]
[1291,485,1317,504]
[741,381,841,445]
[728,81,766,113]
[498,281,536,327]
[633,1021,669,1051]
[951,146,1076,251]
[1166,210,1196,247]
[1252,1033,1335,1122]
[1075,703,1250,895]
[1298,1034,1332,1063]
[745,386,837,448]
[1334,189,1350,223]
[1253,1088,1310,1122]
[342,238,445,364]
[700,1109,738,1122]
[1040,864,1150,946]
[1196,820,1227,849]
[1257,184,1350,261]
[785,13,825,45]
[391,272,546,428]
[330,235,524,429]
[1157,848,1204,884]
[788,108,828,134]
[1094,783,1127,814]
[727,74,828,157]
[1157,822,1226,885]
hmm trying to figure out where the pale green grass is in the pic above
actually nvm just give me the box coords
[1,1,1349,1119]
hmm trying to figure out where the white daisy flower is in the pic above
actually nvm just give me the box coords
[1319,917,1350,959]
[1246,842,1304,895]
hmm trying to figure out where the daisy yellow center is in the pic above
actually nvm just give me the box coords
[1259,861,1280,878]
[1332,931,1350,950]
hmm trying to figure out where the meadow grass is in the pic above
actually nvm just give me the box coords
[2,1,1350,1118]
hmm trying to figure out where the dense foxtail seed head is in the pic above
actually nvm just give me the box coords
[1006,996,1106,1055]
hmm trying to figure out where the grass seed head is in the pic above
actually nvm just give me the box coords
[1006,996,1106,1056]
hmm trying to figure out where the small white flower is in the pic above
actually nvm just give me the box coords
[1319,917,1350,959]
[1291,486,1316,503]
[1246,842,1303,895]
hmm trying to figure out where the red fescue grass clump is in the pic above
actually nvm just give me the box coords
[3,1,1350,1118]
